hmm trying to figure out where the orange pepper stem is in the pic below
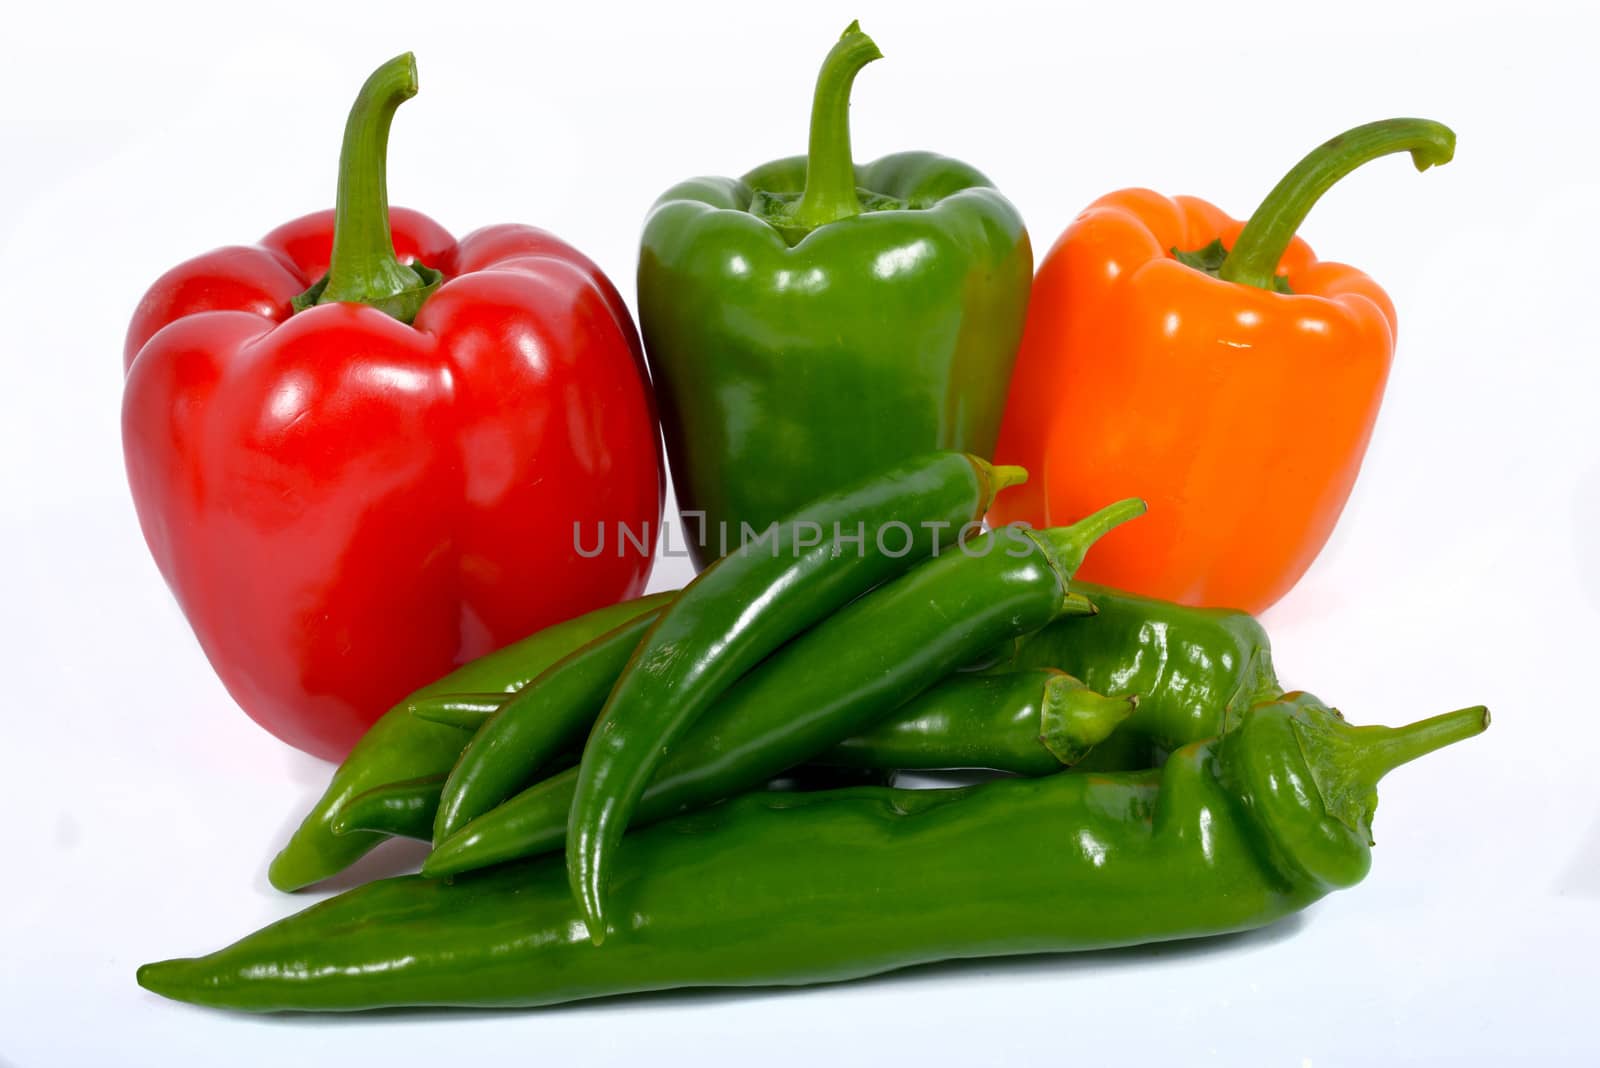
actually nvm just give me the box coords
[1218,118,1456,291]
[791,21,882,232]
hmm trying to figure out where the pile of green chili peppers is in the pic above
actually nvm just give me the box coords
[135,451,1487,1013]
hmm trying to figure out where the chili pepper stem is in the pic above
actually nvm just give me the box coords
[972,459,1028,505]
[789,21,882,233]
[1294,704,1488,842]
[1057,591,1096,617]
[1025,499,1147,589]
[1040,681,1137,766]
[1217,118,1456,291]
[292,52,442,322]
[1346,705,1490,785]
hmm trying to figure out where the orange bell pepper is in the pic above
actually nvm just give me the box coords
[992,119,1455,614]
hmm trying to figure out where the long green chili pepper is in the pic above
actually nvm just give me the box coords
[265,591,675,892]
[406,694,508,730]
[565,451,1026,937]
[817,669,1136,775]
[993,581,1285,769]
[431,611,661,843]
[342,669,1131,839]
[138,697,1486,1011]
[428,502,1143,889]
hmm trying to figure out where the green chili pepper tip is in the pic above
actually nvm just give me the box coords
[406,694,507,731]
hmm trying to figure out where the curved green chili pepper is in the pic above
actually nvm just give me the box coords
[266,591,675,892]
[430,503,1143,892]
[993,582,1284,769]
[818,669,1135,775]
[431,611,661,843]
[138,698,1485,1011]
[565,451,1026,937]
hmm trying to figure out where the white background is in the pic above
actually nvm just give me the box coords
[3,0,1597,1062]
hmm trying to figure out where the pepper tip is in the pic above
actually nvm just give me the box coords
[136,959,188,1001]
[266,849,314,893]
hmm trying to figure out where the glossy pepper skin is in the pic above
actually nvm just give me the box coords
[993,120,1455,613]
[639,23,1031,569]
[336,670,1130,839]
[137,698,1485,1012]
[818,670,1135,776]
[122,54,662,761]
[993,582,1284,770]
[267,591,674,892]
[430,611,662,843]
[424,502,1145,883]
[565,451,1025,935]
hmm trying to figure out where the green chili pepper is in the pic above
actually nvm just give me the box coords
[138,697,1486,1011]
[565,451,1027,938]
[343,669,1129,840]
[265,591,675,892]
[428,502,1143,891]
[993,581,1285,769]
[817,669,1136,775]
[431,611,661,843]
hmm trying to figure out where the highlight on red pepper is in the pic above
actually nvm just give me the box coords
[992,119,1456,614]
[121,54,663,761]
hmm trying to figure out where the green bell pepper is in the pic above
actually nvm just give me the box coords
[637,22,1032,569]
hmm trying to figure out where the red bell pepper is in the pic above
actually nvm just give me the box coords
[122,54,662,761]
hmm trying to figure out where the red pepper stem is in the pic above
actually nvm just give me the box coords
[295,52,440,323]
[1217,119,1456,291]
[790,21,883,232]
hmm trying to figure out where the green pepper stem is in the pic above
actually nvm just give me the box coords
[790,21,882,231]
[1348,705,1489,787]
[294,53,441,322]
[970,457,1029,513]
[1217,118,1456,291]
[1027,498,1147,588]
[1040,678,1137,766]
[1057,592,1097,617]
